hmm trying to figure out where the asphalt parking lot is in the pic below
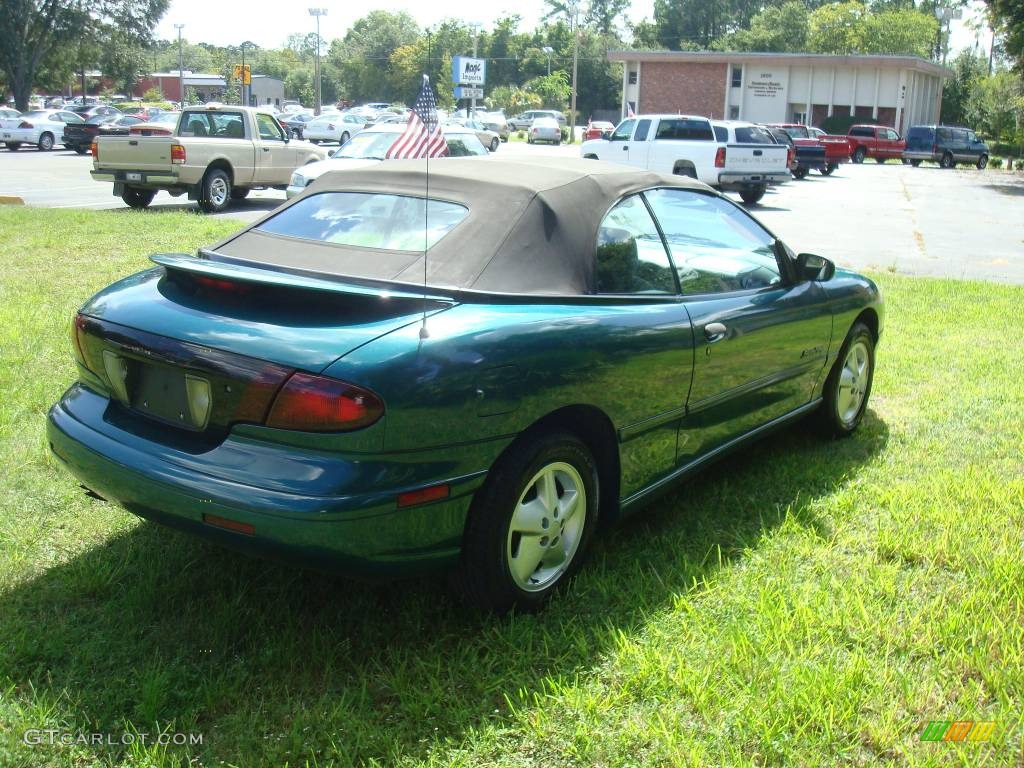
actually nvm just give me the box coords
[2,142,1022,283]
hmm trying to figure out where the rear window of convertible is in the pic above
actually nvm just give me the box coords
[256,192,469,251]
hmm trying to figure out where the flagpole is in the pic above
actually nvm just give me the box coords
[419,34,431,341]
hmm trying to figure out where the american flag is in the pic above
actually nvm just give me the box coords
[385,75,448,159]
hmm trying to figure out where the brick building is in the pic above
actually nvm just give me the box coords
[609,51,950,134]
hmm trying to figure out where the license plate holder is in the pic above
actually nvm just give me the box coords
[129,363,209,430]
[126,172,143,182]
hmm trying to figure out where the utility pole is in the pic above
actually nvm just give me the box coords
[308,8,327,115]
[241,43,246,106]
[569,1,581,145]
[174,24,185,108]
[542,45,553,76]
[469,22,481,118]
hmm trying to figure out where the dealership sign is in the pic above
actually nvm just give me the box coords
[452,56,486,85]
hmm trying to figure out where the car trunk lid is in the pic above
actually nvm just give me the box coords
[94,135,177,172]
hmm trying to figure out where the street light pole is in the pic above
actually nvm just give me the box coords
[240,42,246,106]
[542,45,553,76]
[308,8,327,115]
[174,24,185,109]
[569,1,581,144]
[469,22,481,117]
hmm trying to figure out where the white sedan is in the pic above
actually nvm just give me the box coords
[527,117,562,145]
[302,112,369,145]
[287,125,489,198]
[2,109,85,151]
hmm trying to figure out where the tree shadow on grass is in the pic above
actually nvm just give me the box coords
[1,411,888,766]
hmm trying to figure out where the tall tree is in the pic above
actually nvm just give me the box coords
[985,0,1024,70]
[714,2,810,52]
[0,0,169,110]
[942,49,989,123]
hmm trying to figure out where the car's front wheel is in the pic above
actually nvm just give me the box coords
[489,137,499,152]
[977,154,988,170]
[339,131,349,145]
[815,322,875,437]
[197,168,231,213]
[454,432,598,613]
[5,142,20,151]
[37,132,54,151]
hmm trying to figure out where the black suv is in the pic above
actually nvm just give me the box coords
[902,125,989,169]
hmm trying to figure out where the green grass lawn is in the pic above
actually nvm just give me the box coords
[0,207,1021,767]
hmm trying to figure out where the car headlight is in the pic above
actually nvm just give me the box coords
[290,172,305,187]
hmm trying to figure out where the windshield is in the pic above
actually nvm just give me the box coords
[782,126,809,139]
[331,131,402,160]
[256,192,468,251]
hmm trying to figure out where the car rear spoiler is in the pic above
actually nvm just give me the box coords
[150,252,457,304]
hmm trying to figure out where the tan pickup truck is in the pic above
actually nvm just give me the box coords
[91,104,328,212]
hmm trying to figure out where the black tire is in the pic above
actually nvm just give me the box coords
[739,187,766,205]
[452,431,599,613]
[309,139,319,144]
[339,131,349,145]
[37,132,54,151]
[910,159,921,167]
[5,142,20,151]
[852,147,866,164]
[814,322,875,438]
[489,137,499,152]
[977,154,988,170]
[940,152,955,169]
[875,157,886,164]
[793,166,808,179]
[821,163,836,176]
[197,168,232,213]
[74,146,89,155]
[230,187,250,200]
[121,187,155,209]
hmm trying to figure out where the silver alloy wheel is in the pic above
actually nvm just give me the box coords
[506,461,586,592]
[208,176,228,207]
[837,340,870,426]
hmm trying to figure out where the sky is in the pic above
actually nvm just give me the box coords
[155,0,989,57]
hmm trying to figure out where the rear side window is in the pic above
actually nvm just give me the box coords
[180,112,246,139]
[907,127,934,142]
[713,125,727,142]
[655,119,714,141]
[953,129,969,141]
[850,126,873,137]
[634,119,651,141]
[937,128,952,141]
[735,126,774,144]
[644,189,781,295]
[594,195,675,294]
[256,192,468,251]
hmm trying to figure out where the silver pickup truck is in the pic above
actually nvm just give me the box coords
[92,104,327,212]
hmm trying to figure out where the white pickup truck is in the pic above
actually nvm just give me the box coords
[580,114,790,204]
[91,104,327,212]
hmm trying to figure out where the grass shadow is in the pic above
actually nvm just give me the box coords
[0,411,888,766]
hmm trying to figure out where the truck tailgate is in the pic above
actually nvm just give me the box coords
[724,144,789,173]
[95,136,176,172]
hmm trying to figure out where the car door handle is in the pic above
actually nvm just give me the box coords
[704,322,728,343]
[622,145,629,150]
[262,147,270,152]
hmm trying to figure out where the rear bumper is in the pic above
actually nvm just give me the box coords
[902,150,936,161]
[91,169,181,185]
[718,171,791,188]
[48,384,491,578]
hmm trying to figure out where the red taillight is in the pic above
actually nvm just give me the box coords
[266,373,384,432]
[397,483,450,508]
[192,275,254,295]
[18,121,32,129]
[71,313,88,367]
[170,144,186,164]
[787,147,795,166]
[714,146,726,167]
[90,141,97,158]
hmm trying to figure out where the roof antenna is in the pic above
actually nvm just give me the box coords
[419,33,432,341]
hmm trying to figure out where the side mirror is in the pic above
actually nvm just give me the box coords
[796,252,835,282]
[602,130,613,140]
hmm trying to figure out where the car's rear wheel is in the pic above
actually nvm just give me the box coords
[453,431,598,613]
[875,157,886,164]
[852,147,866,163]
[489,137,499,152]
[121,187,155,209]
[74,146,89,155]
[821,163,837,176]
[739,186,766,205]
[197,168,231,213]
[940,152,955,169]
[37,132,54,151]
[977,154,988,170]
[5,142,20,151]
[815,322,875,437]
[910,159,922,167]
[793,166,808,179]
[339,131,349,145]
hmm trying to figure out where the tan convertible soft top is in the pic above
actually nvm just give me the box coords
[212,157,712,296]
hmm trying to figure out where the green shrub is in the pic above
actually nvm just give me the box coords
[560,127,569,143]
[1015,159,1023,171]
[990,157,1003,168]
[516,129,525,139]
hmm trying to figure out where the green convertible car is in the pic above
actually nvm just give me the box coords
[48,158,882,612]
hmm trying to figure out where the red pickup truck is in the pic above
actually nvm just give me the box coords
[767,124,851,175]
[846,124,906,164]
